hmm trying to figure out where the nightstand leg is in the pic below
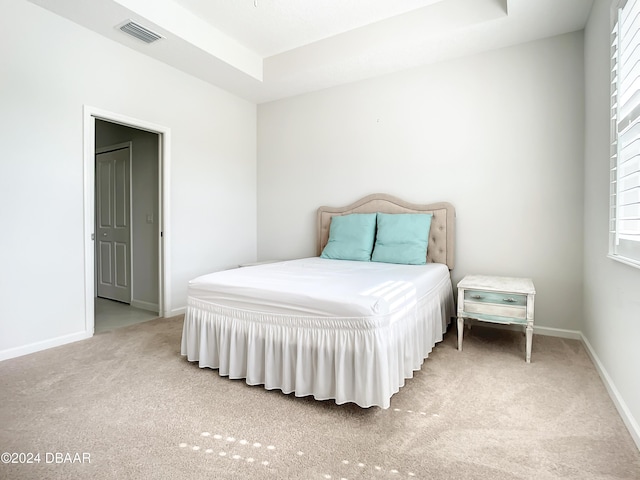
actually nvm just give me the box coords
[457,317,464,351]
[525,325,533,363]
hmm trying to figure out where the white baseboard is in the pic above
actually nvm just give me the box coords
[130,299,159,313]
[466,320,581,339]
[167,306,186,317]
[1,306,185,362]
[533,325,582,340]
[580,333,640,452]
[0,330,92,362]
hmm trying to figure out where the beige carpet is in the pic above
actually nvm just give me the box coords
[1,316,638,480]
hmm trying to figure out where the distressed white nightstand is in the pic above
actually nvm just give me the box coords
[457,275,536,363]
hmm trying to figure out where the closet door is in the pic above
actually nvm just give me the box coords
[96,145,131,304]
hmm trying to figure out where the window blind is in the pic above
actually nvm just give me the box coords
[611,0,640,266]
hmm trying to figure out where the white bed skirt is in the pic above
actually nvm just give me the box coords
[181,276,454,409]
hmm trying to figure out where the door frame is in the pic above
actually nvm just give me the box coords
[83,105,172,335]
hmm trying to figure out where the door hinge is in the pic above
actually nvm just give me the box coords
[91,233,95,240]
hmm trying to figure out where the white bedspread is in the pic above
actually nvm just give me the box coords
[181,257,454,408]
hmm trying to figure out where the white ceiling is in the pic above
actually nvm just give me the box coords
[28,0,594,104]
[177,0,447,57]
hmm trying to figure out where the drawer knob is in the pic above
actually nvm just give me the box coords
[503,297,517,303]
[471,295,483,300]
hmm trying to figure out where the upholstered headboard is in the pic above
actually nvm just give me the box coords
[317,193,455,270]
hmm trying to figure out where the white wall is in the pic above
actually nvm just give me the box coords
[95,120,160,311]
[258,32,585,332]
[0,0,257,357]
[583,0,640,447]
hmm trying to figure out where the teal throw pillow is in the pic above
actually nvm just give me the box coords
[371,213,432,265]
[320,213,377,262]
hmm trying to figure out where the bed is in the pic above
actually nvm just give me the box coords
[181,193,455,408]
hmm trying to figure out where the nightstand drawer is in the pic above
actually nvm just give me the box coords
[464,290,527,306]
[463,302,526,320]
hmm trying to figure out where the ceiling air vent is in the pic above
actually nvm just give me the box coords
[118,20,163,44]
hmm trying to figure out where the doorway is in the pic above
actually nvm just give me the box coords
[94,122,159,332]
[83,106,171,336]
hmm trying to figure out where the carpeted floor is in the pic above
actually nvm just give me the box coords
[0,316,638,480]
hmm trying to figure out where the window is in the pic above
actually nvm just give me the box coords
[610,0,640,267]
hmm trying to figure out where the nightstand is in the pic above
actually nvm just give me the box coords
[457,275,536,362]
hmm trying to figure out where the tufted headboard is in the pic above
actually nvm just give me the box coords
[317,193,455,270]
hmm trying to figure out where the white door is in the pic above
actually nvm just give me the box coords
[96,145,131,303]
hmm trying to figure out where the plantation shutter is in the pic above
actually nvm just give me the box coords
[611,0,640,265]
